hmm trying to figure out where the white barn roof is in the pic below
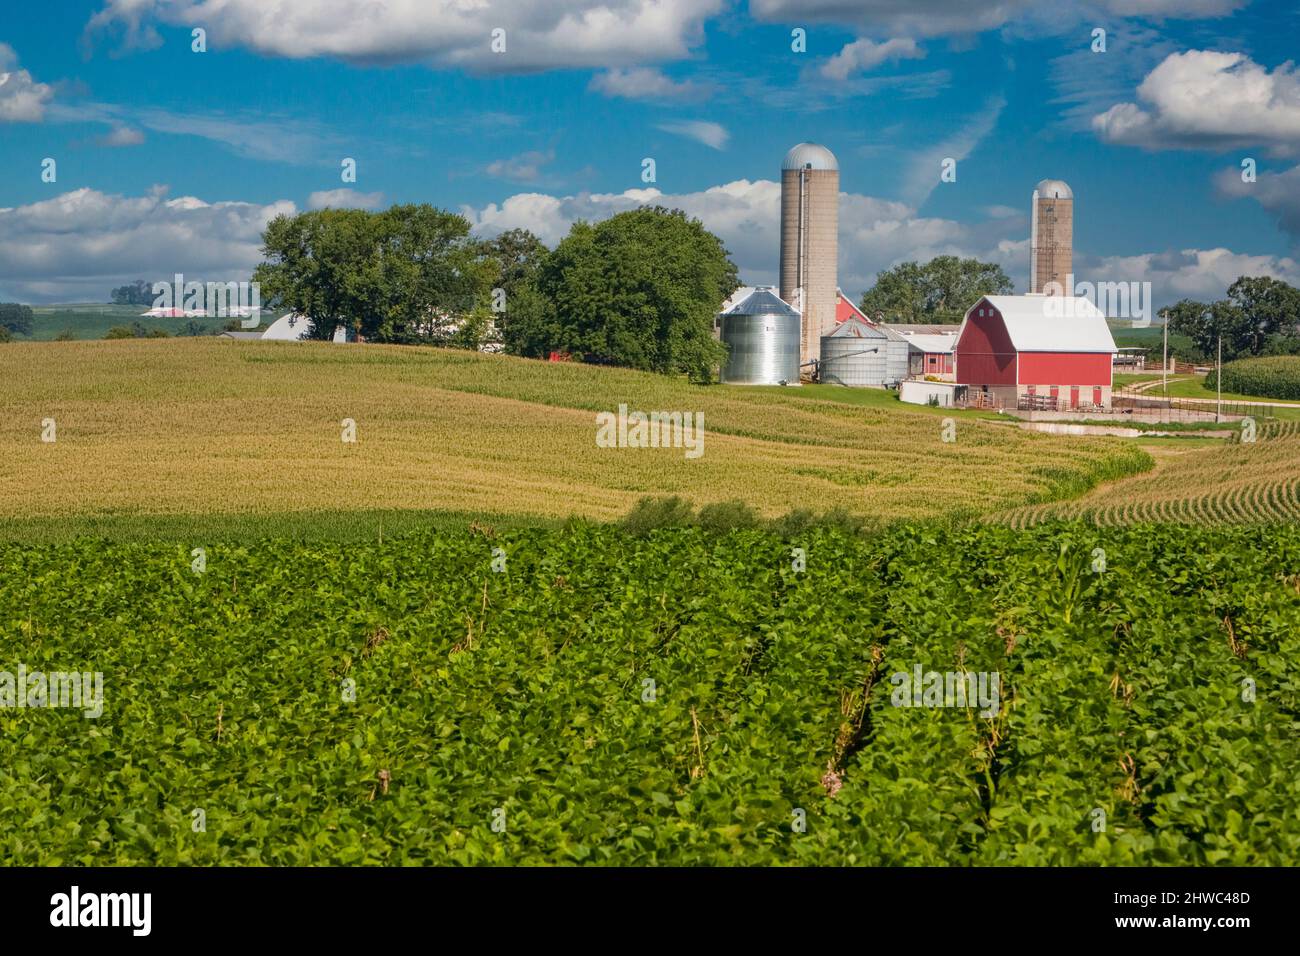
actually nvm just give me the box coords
[964,295,1116,353]
[901,333,957,354]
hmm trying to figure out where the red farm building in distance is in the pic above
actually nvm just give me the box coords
[954,294,1117,411]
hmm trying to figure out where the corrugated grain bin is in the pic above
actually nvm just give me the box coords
[819,316,908,386]
[719,288,801,386]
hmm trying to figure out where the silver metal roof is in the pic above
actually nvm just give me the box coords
[1035,178,1073,200]
[723,287,800,317]
[782,142,838,172]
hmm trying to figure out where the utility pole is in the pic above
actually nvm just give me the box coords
[1216,335,1222,424]
[1162,318,1168,395]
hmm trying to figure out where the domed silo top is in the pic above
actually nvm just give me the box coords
[782,143,838,171]
[1035,178,1073,199]
[723,287,800,317]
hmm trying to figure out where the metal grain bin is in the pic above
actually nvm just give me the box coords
[719,288,801,386]
[819,315,908,386]
[884,337,910,383]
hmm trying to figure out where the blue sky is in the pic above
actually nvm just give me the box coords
[2,0,1299,305]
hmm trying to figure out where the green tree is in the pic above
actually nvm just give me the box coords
[480,228,548,298]
[254,205,491,345]
[104,321,167,339]
[1227,276,1300,354]
[510,206,736,379]
[1162,278,1300,362]
[0,326,11,344]
[0,303,34,337]
[860,256,1013,324]
[110,280,154,305]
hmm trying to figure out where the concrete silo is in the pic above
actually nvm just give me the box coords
[779,143,839,377]
[1030,179,1073,295]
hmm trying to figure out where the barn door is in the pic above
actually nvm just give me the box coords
[1070,386,1080,409]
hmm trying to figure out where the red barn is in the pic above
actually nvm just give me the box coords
[954,295,1117,410]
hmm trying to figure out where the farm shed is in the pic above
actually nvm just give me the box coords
[954,294,1116,411]
[882,324,959,380]
[900,380,967,407]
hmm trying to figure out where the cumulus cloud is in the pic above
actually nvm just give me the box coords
[589,67,707,101]
[820,38,924,81]
[1216,162,1300,240]
[749,0,1035,38]
[0,187,295,302]
[485,150,555,183]
[460,178,1013,301]
[1080,247,1300,303]
[1092,51,1300,155]
[84,0,722,72]
[0,43,54,122]
[306,189,385,210]
[656,120,729,150]
[97,125,145,147]
[462,177,1296,310]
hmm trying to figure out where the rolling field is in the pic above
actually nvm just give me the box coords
[994,421,1300,527]
[0,338,1151,540]
[3,523,1298,865]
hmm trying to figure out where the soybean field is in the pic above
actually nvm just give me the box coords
[2,523,1297,865]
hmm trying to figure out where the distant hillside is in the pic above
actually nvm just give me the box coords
[25,303,256,340]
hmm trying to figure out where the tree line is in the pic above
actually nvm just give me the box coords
[251,203,736,380]
[1159,277,1300,363]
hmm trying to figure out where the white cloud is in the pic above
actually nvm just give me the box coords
[1102,0,1248,16]
[49,100,335,163]
[656,120,729,150]
[306,189,385,210]
[1093,51,1300,155]
[0,43,54,123]
[1081,247,1300,302]
[901,95,1006,206]
[589,67,706,100]
[98,125,145,147]
[820,38,923,81]
[1216,162,1300,239]
[462,177,1296,311]
[749,0,1035,37]
[461,178,1011,301]
[485,150,555,183]
[0,187,295,302]
[85,0,723,72]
